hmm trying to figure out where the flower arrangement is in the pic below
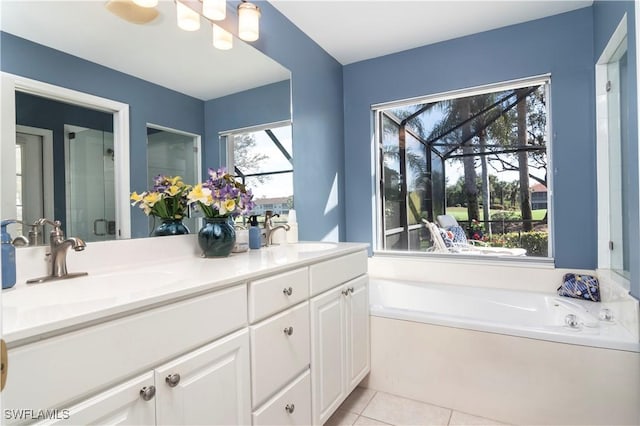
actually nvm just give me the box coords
[130,175,192,220]
[187,168,255,218]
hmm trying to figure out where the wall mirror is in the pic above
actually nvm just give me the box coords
[0,0,291,244]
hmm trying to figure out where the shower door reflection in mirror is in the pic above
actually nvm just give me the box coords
[65,125,116,243]
[147,126,200,235]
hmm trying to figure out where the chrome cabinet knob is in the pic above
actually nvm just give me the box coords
[283,326,294,336]
[342,289,350,296]
[140,385,156,401]
[285,403,295,414]
[283,287,293,296]
[348,287,354,294]
[165,373,181,387]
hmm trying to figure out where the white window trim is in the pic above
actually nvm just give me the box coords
[372,75,553,262]
[596,13,631,290]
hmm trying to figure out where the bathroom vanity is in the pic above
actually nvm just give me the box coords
[2,238,369,425]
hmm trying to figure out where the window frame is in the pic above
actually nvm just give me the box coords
[372,74,554,261]
[222,120,293,217]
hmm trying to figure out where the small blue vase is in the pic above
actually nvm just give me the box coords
[152,219,190,237]
[198,217,236,257]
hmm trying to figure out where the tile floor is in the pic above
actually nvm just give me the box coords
[324,387,507,426]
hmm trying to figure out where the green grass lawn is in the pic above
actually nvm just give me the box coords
[445,207,547,221]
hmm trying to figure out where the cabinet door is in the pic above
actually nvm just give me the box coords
[346,275,371,390]
[155,329,251,426]
[310,285,347,425]
[35,372,156,425]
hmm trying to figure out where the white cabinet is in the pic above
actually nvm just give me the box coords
[155,329,252,426]
[36,373,156,425]
[41,329,251,426]
[310,275,370,425]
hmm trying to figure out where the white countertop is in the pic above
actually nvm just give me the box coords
[3,238,368,345]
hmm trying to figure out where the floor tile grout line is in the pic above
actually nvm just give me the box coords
[358,389,378,415]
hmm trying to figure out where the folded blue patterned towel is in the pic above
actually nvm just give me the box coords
[557,273,600,302]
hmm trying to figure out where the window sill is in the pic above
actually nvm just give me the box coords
[372,249,555,269]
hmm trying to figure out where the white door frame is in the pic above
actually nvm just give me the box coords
[1,72,131,239]
[15,125,55,222]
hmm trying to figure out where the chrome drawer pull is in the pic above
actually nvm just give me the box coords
[165,373,181,387]
[140,385,156,401]
[348,287,355,294]
[285,403,295,414]
[283,287,293,296]
[283,326,294,336]
[342,289,350,296]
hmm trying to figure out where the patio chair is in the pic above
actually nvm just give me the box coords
[423,219,526,256]
[436,214,488,246]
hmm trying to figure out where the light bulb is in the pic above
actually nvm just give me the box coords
[203,0,226,21]
[212,24,233,50]
[176,1,200,32]
[132,0,158,7]
[238,2,260,42]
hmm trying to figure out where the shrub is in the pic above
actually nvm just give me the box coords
[490,204,504,210]
[489,231,548,257]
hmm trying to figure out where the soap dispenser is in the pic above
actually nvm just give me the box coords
[248,215,261,250]
[286,209,298,244]
[1,220,17,289]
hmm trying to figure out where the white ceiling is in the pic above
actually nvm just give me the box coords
[270,0,594,65]
[1,0,290,100]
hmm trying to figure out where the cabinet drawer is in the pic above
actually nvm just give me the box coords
[250,302,310,408]
[252,370,311,426]
[309,250,367,296]
[5,284,247,414]
[249,268,309,323]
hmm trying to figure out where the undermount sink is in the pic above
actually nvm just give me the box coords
[294,242,338,252]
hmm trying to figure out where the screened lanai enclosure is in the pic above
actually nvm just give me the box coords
[376,78,550,257]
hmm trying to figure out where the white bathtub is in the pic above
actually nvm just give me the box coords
[369,278,639,352]
[366,278,640,425]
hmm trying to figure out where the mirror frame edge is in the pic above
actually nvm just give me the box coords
[1,72,131,239]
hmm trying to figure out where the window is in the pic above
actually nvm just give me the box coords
[596,16,630,280]
[375,77,551,258]
[225,122,293,222]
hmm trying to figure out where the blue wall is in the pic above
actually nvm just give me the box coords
[1,32,205,238]
[204,79,291,174]
[343,8,597,269]
[233,1,346,241]
[593,0,639,298]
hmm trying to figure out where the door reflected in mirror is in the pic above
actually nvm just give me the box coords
[147,126,201,235]
[13,91,116,245]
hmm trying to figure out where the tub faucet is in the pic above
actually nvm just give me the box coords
[26,219,88,284]
[263,210,290,246]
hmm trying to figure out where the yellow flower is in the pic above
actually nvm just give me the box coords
[130,191,144,205]
[219,199,236,215]
[170,176,182,186]
[188,184,212,205]
[143,192,162,207]
[167,185,181,197]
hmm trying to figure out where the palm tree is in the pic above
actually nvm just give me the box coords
[516,88,533,231]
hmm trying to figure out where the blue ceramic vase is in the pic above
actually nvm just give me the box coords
[152,219,190,237]
[198,217,236,257]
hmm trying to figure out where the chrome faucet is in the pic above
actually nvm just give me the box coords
[26,219,88,284]
[263,210,290,246]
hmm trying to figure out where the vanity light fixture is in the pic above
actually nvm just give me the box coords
[212,24,233,50]
[132,0,158,7]
[176,0,201,32]
[237,0,261,42]
[203,0,226,21]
